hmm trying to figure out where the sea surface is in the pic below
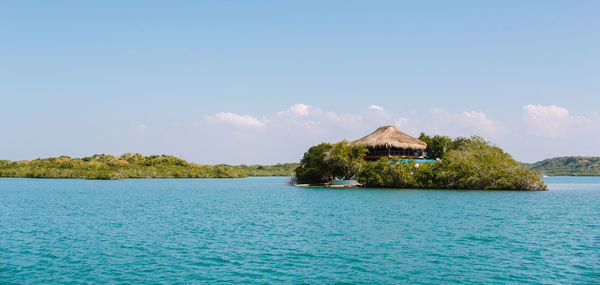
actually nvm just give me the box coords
[0,176,599,284]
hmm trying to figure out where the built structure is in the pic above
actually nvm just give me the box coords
[351,126,427,160]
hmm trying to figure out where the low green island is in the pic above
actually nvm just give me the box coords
[0,131,593,189]
[524,157,600,176]
[295,133,548,191]
[0,153,297,180]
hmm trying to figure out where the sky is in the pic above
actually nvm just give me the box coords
[1,1,599,164]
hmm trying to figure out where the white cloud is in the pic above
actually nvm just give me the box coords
[135,124,147,133]
[422,108,505,138]
[522,104,598,138]
[134,103,600,164]
[365,105,394,125]
[455,111,504,137]
[209,104,506,140]
[368,105,385,111]
[395,117,410,127]
[206,112,267,128]
[393,116,421,136]
[202,104,510,144]
[277,103,312,117]
[274,104,366,134]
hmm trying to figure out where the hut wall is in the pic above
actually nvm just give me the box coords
[365,147,424,159]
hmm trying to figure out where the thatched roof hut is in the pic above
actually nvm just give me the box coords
[352,126,427,150]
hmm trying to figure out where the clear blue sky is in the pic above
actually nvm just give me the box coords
[1,1,598,164]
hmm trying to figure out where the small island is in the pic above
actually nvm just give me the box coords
[0,153,297,180]
[294,126,547,191]
[0,127,565,190]
[524,157,600,176]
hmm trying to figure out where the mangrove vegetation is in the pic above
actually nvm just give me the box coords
[295,134,547,190]
[524,157,600,176]
[0,153,297,180]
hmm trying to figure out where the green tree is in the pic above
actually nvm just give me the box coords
[357,135,546,190]
[294,143,334,184]
[434,137,546,190]
[419,133,452,159]
[327,141,368,180]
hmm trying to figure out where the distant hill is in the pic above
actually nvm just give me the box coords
[524,157,600,176]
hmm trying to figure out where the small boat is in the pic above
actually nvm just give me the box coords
[330,177,361,187]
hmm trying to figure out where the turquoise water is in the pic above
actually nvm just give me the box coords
[0,177,599,284]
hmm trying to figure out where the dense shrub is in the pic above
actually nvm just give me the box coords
[0,154,301,180]
[432,137,545,190]
[236,163,299,176]
[295,143,335,184]
[297,136,547,190]
[524,156,600,176]
[0,154,247,180]
[295,142,367,184]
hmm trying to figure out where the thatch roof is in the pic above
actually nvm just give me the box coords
[351,126,427,150]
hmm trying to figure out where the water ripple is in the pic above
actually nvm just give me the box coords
[0,177,598,283]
